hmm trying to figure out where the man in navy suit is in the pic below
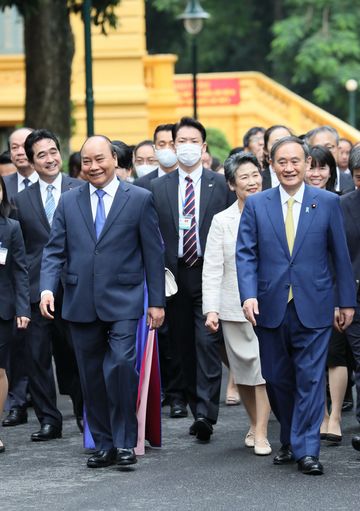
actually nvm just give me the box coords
[237,136,356,475]
[13,129,83,441]
[40,135,165,468]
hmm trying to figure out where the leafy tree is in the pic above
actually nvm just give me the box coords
[205,127,231,163]
[0,0,121,154]
[270,0,360,121]
[146,0,277,74]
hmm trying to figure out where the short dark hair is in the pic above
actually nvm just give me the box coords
[349,145,360,175]
[134,139,154,156]
[308,145,337,192]
[243,127,265,148]
[0,175,12,217]
[270,136,309,161]
[228,146,244,157]
[24,129,61,163]
[264,125,292,152]
[172,117,206,142]
[153,124,174,143]
[0,150,12,165]
[112,140,133,170]
[68,151,81,178]
[224,151,261,185]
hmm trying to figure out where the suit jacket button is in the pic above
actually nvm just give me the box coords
[95,250,99,255]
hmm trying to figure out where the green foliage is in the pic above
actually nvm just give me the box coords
[270,0,360,119]
[205,127,231,163]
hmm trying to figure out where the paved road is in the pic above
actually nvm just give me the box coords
[1,370,360,510]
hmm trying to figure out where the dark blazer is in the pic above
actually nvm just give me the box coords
[150,168,236,277]
[0,217,30,320]
[3,172,19,201]
[40,180,165,323]
[261,167,272,191]
[341,189,360,285]
[134,169,160,191]
[237,185,357,329]
[12,175,81,303]
[339,171,355,195]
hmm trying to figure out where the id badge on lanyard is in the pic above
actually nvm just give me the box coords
[0,242,8,265]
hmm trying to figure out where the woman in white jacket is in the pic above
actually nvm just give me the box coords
[202,151,271,455]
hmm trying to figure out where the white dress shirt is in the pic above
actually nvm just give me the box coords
[17,171,38,192]
[178,165,202,257]
[89,175,120,221]
[279,182,305,234]
[39,173,62,208]
[269,165,280,188]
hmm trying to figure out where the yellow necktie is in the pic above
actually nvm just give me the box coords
[285,197,295,301]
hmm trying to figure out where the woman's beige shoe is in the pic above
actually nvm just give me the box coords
[254,439,272,456]
[244,430,255,448]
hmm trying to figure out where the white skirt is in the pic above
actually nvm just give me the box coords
[221,320,265,386]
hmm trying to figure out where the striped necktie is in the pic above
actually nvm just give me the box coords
[182,176,198,267]
[285,197,295,301]
[44,184,56,226]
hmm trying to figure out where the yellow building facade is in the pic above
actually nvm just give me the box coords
[0,0,359,152]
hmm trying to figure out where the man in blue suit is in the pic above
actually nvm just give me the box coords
[236,136,356,475]
[39,135,165,469]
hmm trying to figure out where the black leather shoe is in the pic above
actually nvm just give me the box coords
[297,456,324,475]
[191,417,213,442]
[170,403,188,418]
[87,448,117,468]
[273,444,294,465]
[116,448,137,466]
[342,399,353,412]
[31,424,62,442]
[352,435,360,451]
[2,408,28,427]
[326,433,342,444]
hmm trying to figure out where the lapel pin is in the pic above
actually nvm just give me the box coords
[305,207,309,213]
[311,204,316,209]
[208,183,213,187]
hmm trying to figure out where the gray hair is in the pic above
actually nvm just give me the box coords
[224,151,261,185]
[349,145,360,175]
[270,136,310,162]
[305,125,339,146]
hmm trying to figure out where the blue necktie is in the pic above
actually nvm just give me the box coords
[44,184,56,226]
[23,178,30,188]
[94,189,106,239]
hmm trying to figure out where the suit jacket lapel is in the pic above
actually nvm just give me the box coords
[292,185,318,259]
[76,183,97,243]
[265,187,290,257]
[227,201,240,239]
[61,174,77,193]
[199,170,215,230]
[28,182,50,232]
[97,181,130,243]
[166,170,180,234]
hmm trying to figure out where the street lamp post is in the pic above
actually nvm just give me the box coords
[345,79,358,128]
[83,0,94,136]
[178,1,210,119]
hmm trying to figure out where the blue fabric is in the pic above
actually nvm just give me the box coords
[94,189,106,239]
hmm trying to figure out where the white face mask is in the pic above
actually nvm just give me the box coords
[155,148,178,168]
[135,164,158,178]
[176,143,203,167]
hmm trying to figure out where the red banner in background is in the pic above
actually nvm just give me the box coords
[174,77,240,107]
